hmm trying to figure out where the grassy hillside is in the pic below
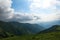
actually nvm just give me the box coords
[0,27,14,38]
[0,25,60,40]
[0,32,60,40]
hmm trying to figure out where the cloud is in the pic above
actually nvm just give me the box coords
[29,0,56,11]
[11,12,59,24]
[0,0,60,24]
[56,0,60,5]
[13,13,38,22]
[0,0,14,21]
[0,0,37,22]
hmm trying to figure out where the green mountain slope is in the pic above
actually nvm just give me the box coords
[39,25,60,33]
[0,25,60,40]
[0,27,14,38]
[0,21,44,35]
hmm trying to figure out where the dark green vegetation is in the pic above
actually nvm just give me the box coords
[0,28,14,38]
[0,21,60,40]
[0,21,44,35]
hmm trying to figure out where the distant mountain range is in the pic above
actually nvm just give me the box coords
[39,25,60,33]
[0,21,60,40]
[0,21,45,35]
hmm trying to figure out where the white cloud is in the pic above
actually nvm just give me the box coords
[29,0,56,11]
[0,0,60,24]
[11,12,59,24]
[38,13,59,22]
[0,0,14,21]
[56,0,60,5]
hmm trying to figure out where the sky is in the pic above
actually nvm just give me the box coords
[0,0,60,27]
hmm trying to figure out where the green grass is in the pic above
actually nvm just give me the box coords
[0,32,60,40]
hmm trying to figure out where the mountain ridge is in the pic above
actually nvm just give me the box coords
[38,25,60,33]
[0,21,45,35]
[0,24,60,40]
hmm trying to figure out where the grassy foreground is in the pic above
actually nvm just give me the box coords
[0,32,60,40]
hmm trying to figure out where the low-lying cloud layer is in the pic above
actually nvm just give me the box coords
[0,0,60,24]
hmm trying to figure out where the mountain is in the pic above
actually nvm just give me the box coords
[0,27,13,38]
[0,25,60,40]
[39,20,60,28]
[1,21,60,40]
[0,21,45,35]
[0,27,7,38]
[39,25,60,33]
